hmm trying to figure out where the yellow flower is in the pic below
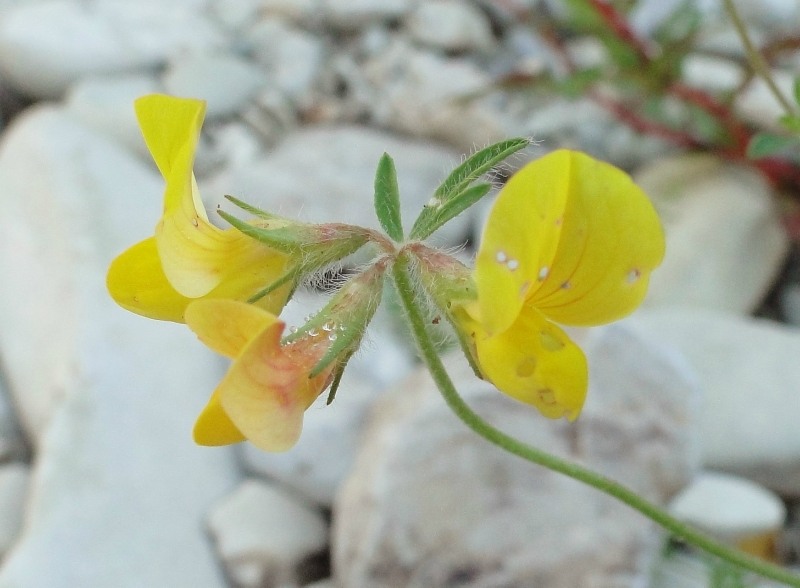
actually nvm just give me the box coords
[467,149,665,420]
[185,299,337,452]
[106,94,292,322]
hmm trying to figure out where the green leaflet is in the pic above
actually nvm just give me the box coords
[409,138,530,240]
[374,153,404,242]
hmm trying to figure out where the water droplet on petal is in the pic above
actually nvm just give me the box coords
[323,320,335,332]
[328,333,338,341]
[191,218,199,227]
[506,259,519,271]
[537,266,549,281]
[308,328,319,337]
[495,250,508,263]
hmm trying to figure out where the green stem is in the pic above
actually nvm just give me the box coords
[724,0,796,117]
[392,255,800,588]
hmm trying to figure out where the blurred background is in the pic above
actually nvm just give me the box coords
[0,0,799,586]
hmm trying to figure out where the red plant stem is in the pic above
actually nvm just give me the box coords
[587,0,651,63]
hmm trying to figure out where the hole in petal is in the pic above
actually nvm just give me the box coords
[539,330,565,352]
[516,356,537,377]
[537,388,556,405]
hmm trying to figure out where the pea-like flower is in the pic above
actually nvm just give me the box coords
[186,260,386,451]
[421,150,665,421]
[106,94,292,322]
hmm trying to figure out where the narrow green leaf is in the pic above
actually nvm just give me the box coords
[309,322,362,378]
[746,132,796,159]
[373,153,404,242]
[433,138,530,202]
[410,183,492,241]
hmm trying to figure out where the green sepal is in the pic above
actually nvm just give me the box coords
[224,195,289,221]
[218,210,311,253]
[409,138,530,240]
[325,352,353,405]
[247,268,298,304]
[374,153,404,242]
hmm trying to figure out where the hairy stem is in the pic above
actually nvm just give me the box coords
[392,254,800,587]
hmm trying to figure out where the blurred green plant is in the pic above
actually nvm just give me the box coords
[499,0,800,220]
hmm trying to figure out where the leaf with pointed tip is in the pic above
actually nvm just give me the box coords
[374,153,404,242]
[414,183,492,241]
[410,138,530,240]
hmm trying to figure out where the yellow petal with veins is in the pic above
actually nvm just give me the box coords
[217,320,330,452]
[471,303,588,420]
[475,151,569,335]
[185,299,279,359]
[529,151,665,326]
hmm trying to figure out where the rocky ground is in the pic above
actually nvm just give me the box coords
[0,0,799,586]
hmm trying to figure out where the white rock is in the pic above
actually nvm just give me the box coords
[322,0,411,30]
[735,70,797,132]
[682,54,744,93]
[635,154,788,314]
[363,39,508,150]
[0,376,27,463]
[241,290,415,506]
[201,125,474,246]
[0,463,29,557]
[406,0,496,53]
[0,106,239,587]
[207,479,328,588]
[333,322,698,586]
[245,18,326,104]
[630,308,800,496]
[64,73,161,156]
[0,1,223,98]
[670,471,786,541]
[162,53,267,119]
[260,0,321,22]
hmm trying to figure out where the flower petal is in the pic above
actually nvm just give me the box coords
[472,304,588,421]
[529,151,665,326]
[475,151,570,335]
[106,236,192,322]
[185,299,279,359]
[218,321,330,452]
[134,94,207,217]
[193,389,246,446]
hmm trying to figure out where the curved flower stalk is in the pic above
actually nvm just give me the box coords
[106,94,294,322]
[186,261,386,451]
[415,150,665,421]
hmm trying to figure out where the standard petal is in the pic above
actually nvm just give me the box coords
[475,151,570,335]
[218,322,330,452]
[530,150,665,326]
[193,389,246,446]
[134,94,206,217]
[185,299,279,359]
[106,237,192,322]
[473,305,588,421]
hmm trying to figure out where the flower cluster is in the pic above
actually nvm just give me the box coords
[108,94,664,452]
